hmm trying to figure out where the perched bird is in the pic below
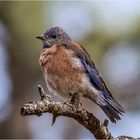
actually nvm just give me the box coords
[36,27,124,123]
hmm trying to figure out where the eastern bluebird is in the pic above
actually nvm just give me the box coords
[36,27,124,123]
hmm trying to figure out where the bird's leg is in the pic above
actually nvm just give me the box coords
[64,92,81,108]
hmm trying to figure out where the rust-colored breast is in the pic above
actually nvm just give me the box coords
[39,44,57,65]
[39,44,84,97]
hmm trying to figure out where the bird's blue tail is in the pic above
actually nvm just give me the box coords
[98,89,125,123]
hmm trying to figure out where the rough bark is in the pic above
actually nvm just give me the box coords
[21,85,140,140]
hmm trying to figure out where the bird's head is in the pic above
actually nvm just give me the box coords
[36,27,71,49]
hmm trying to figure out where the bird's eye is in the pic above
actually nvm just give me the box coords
[52,35,56,39]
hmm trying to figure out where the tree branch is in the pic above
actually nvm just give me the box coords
[20,85,139,140]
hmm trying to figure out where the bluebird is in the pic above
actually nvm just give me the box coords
[36,27,124,123]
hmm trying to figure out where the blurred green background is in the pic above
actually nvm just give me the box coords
[0,1,140,139]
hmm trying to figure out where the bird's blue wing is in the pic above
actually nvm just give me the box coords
[80,60,103,90]
[80,59,113,99]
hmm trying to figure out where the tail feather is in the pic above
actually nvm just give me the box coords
[100,101,121,123]
[98,94,124,123]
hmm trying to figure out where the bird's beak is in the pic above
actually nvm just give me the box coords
[36,35,44,40]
